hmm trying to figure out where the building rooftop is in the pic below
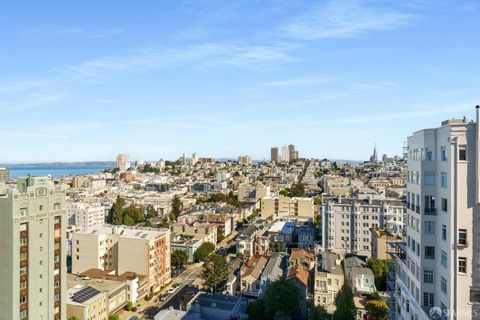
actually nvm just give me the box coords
[189,292,241,312]
[269,221,295,234]
[67,285,104,306]
[67,273,126,295]
[76,224,168,240]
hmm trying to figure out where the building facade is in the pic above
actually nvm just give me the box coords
[72,225,171,293]
[395,115,479,320]
[321,196,404,257]
[0,167,9,182]
[0,176,67,320]
[260,196,314,219]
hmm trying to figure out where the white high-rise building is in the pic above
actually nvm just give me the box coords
[321,196,404,257]
[0,176,67,320]
[396,110,480,320]
[67,202,105,231]
[281,145,289,162]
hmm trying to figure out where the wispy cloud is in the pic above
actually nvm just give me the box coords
[337,105,473,124]
[283,1,413,40]
[25,26,123,39]
[63,42,294,78]
[0,131,71,140]
[262,76,334,87]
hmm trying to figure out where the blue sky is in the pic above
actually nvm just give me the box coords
[1,0,479,162]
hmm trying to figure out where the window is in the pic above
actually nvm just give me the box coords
[425,246,435,259]
[459,229,467,246]
[441,198,448,212]
[459,145,467,161]
[442,225,447,241]
[458,257,467,273]
[441,250,448,268]
[441,173,448,188]
[423,292,434,308]
[424,172,435,185]
[425,148,433,161]
[20,295,27,303]
[441,277,447,294]
[424,221,435,234]
[423,269,434,284]
[441,146,447,161]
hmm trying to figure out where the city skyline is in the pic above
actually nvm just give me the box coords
[1,1,479,162]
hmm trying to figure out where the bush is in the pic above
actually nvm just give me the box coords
[124,301,133,311]
[131,306,138,312]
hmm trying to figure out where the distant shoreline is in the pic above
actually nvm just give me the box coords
[0,161,115,169]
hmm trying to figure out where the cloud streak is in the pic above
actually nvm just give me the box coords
[283,0,413,40]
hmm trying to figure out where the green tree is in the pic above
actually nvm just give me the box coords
[172,250,189,267]
[107,196,125,225]
[279,188,289,197]
[122,205,145,224]
[247,299,266,320]
[108,315,119,320]
[308,302,329,320]
[333,284,356,320]
[202,253,228,293]
[289,183,305,197]
[145,204,157,219]
[122,214,135,226]
[217,229,225,244]
[367,258,389,291]
[264,277,301,319]
[194,242,215,262]
[365,299,389,320]
[124,301,133,311]
[171,195,182,221]
[314,195,322,205]
[144,219,153,227]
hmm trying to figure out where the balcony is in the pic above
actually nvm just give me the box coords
[424,207,437,215]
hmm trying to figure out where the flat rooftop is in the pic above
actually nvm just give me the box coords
[76,224,168,240]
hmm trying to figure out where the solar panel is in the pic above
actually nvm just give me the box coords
[72,285,101,303]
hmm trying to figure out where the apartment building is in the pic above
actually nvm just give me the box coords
[260,196,314,219]
[0,176,67,320]
[66,285,109,320]
[396,114,479,320]
[0,167,9,182]
[271,147,279,163]
[238,155,252,165]
[170,222,217,244]
[68,202,105,231]
[321,196,404,257]
[238,183,270,202]
[314,252,344,312]
[71,225,171,293]
[116,153,130,172]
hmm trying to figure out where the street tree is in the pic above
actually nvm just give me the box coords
[264,277,301,319]
[202,253,228,293]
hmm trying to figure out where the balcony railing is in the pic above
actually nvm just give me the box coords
[424,207,437,215]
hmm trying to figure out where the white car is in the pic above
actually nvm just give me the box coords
[166,287,176,295]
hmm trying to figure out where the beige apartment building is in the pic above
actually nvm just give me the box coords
[238,183,270,202]
[72,225,171,293]
[0,176,67,320]
[66,285,109,320]
[260,196,314,219]
[370,227,403,260]
[0,167,9,182]
[314,252,344,312]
